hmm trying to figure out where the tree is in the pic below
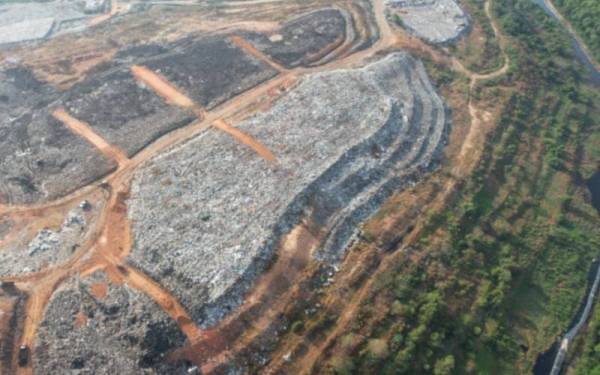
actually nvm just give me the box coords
[434,355,455,375]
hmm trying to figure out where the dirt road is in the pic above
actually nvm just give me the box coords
[452,0,509,89]
[131,65,196,108]
[169,223,319,372]
[131,63,277,162]
[52,108,129,166]
[89,0,120,26]
[230,35,287,72]
[214,119,277,163]
[454,0,509,176]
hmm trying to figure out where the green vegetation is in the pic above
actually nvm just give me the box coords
[316,0,600,373]
[450,0,503,73]
[392,13,404,28]
[573,300,600,374]
[553,0,600,63]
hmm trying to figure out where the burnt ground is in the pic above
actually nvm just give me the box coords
[242,8,347,68]
[0,67,57,122]
[62,34,280,155]
[0,31,280,204]
[34,273,189,375]
[0,109,117,205]
[114,44,169,62]
[0,66,117,205]
[62,66,195,157]
[144,36,278,109]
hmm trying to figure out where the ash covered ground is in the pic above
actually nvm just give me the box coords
[0,66,117,205]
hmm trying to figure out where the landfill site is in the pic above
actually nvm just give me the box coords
[0,0,475,373]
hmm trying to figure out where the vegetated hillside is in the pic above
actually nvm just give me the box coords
[451,0,503,73]
[553,0,600,63]
[310,0,600,374]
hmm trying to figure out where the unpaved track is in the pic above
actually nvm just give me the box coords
[90,184,202,342]
[90,187,201,341]
[10,180,202,375]
[454,0,508,176]
[132,63,278,162]
[230,35,287,72]
[12,195,113,375]
[89,0,119,26]
[13,274,70,375]
[52,108,129,166]
[214,119,277,162]
[452,0,509,89]
[170,1,417,371]
[131,65,196,108]
[121,69,297,177]
[169,223,319,372]
[123,265,203,341]
[3,61,300,375]
[10,188,116,375]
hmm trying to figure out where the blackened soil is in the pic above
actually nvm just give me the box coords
[0,111,116,205]
[62,68,194,157]
[145,36,278,109]
[243,8,346,68]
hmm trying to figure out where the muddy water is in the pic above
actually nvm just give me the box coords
[534,342,560,375]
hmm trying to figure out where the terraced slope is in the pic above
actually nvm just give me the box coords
[127,52,447,327]
[242,7,376,68]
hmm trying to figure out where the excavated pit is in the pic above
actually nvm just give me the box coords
[127,52,447,327]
